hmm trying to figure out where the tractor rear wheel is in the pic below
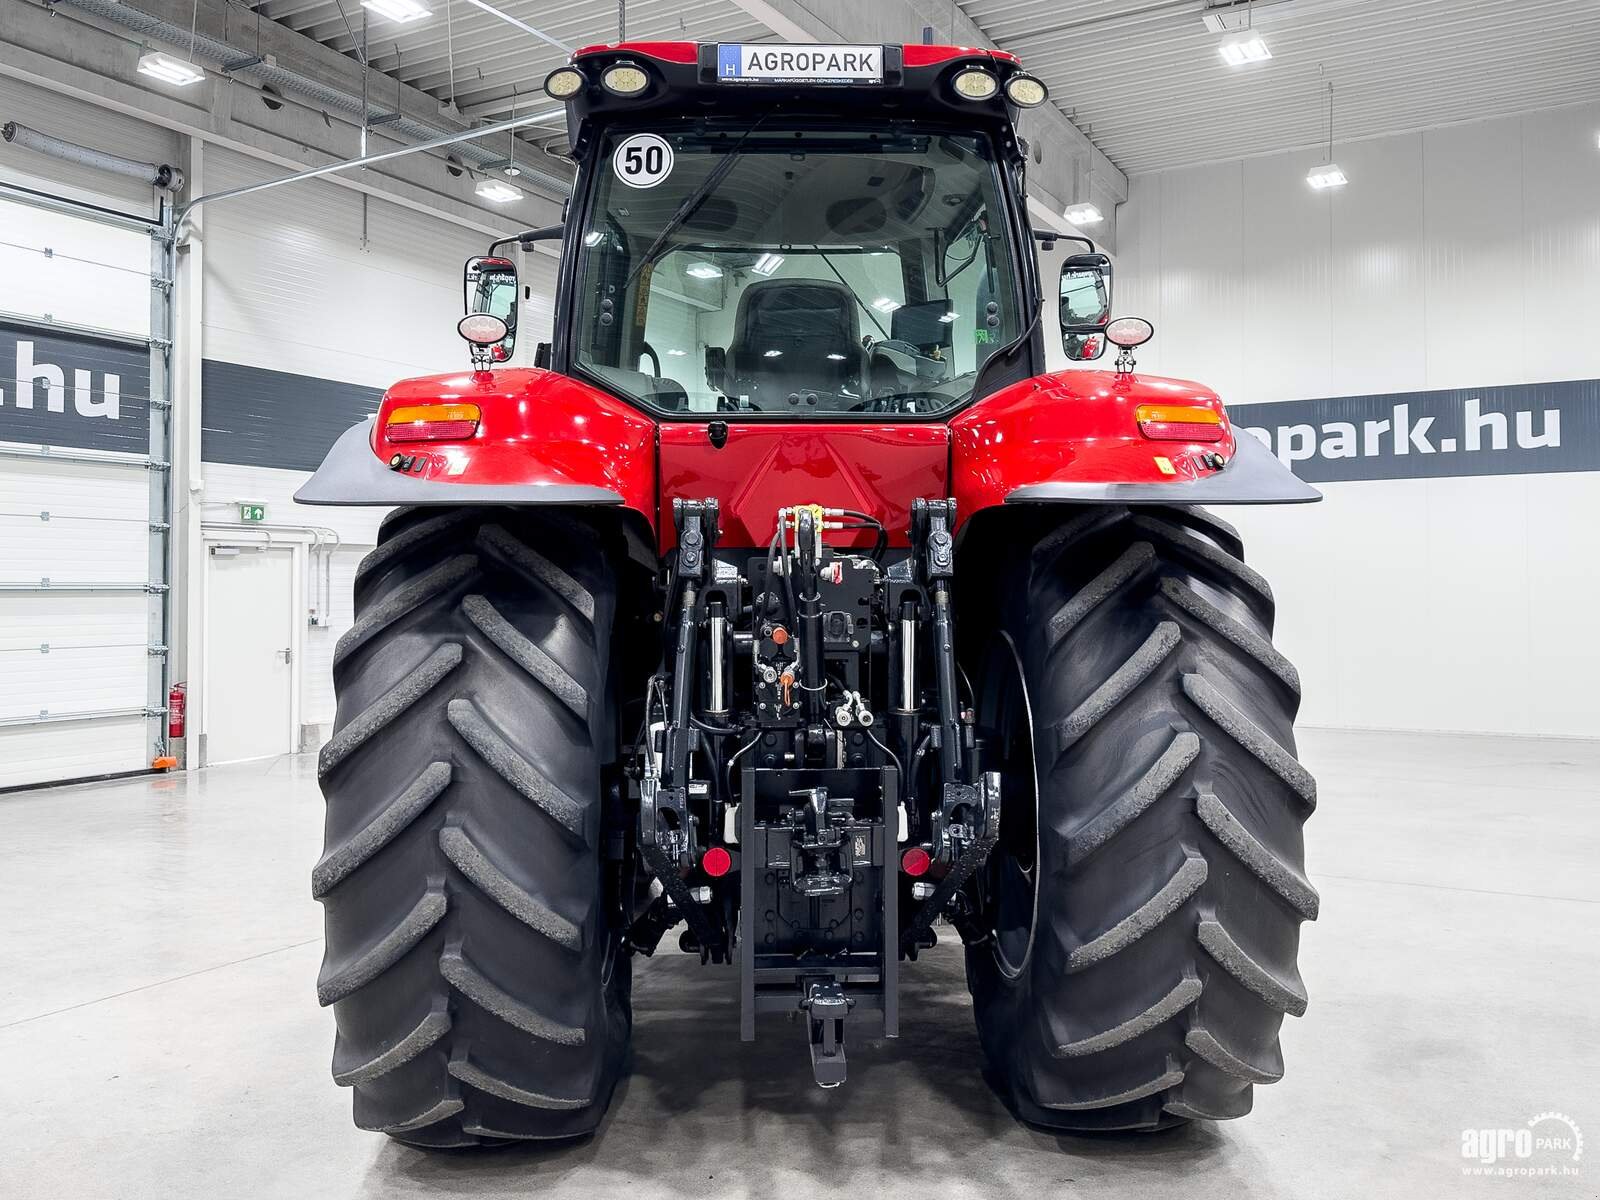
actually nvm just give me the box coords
[967,505,1318,1130]
[313,506,630,1147]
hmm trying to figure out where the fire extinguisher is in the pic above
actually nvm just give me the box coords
[168,682,187,740]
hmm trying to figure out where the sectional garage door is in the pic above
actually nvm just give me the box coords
[0,186,171,788]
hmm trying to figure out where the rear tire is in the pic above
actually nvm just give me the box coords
[967,506,1318,1130]
[313,506,630,1147]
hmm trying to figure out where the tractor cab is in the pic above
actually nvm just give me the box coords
[469,41,1113,417]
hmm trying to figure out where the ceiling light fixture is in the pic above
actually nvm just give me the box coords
[753,253,784,276]
[1306,77,1348,190]
[687,263,724,280]
[1218,33,1271,66]
[1064,202,1104,225]
[137,51,205,87]
[475,178,523,203]
[1306,163,1347,190]
[361,0,432,23]
[871,297,902,313]
[1217,0,1269,66]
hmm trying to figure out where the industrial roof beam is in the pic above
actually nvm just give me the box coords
[0,0,566,232]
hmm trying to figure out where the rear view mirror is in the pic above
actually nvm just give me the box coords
[1060,252,1112,361]
[463,255,518,361]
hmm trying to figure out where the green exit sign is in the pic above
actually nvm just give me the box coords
[239,503,267,523]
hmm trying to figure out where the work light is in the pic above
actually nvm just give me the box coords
[601,63,650,96]
[1004,74,1048,107]
[951,69,999,100]
[543,67,585,100]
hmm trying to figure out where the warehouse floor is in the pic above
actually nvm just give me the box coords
[1,729,1594,1199]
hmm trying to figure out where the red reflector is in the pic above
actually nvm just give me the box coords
[388,419,478,443]
[702,846,732,878]
[901,847,931,877]
[1140,420,1225,443]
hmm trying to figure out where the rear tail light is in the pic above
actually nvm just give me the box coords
[702,846,732,878]
[901,847,931,877]
[1136,404,1225,443]
[386,402,481,443]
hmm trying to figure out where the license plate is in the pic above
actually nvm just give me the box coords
[716,43,884,84]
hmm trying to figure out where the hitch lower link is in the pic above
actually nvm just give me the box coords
[900,498,1002,955]
[630,498,727,963]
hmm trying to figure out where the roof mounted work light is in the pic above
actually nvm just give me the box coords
[1004,74,1048,107]
[543,67,585,100]
[951,68,999,101]
[601,62,651,96]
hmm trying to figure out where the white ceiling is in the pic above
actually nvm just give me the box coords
[957,0,1600,174]
[271,0,1600,178]
[256,0,772,123]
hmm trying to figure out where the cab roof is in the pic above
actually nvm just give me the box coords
[556,41,1039,162]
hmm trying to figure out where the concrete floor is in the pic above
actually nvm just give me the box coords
[1,729,1595,1199]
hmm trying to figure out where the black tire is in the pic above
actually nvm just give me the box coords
[966,505,1318,1131]
[313,506,630,1147]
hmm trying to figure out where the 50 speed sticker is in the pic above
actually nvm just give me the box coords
[613,133,673,188]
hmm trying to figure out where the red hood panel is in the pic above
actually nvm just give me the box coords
[658,424,948,550]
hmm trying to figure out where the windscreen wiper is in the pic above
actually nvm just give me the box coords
[808,244,889,339]
[623,112,774,292]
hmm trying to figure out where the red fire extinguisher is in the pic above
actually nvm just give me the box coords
[168,682,187,740]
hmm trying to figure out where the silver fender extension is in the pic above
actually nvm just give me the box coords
[1004,429,1321,506]
[293,421,625,508]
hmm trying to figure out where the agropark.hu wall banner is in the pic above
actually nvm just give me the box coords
[0,319,150,455]
[1229,378,1598,484]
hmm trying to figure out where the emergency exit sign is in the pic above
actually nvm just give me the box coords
[239,503,266,523]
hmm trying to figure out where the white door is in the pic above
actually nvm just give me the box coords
[205,545,294,763]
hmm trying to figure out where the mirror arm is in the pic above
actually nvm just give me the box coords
[1033,229,1096,254]
[488,224,565,256]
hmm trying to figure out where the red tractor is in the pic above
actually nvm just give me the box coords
[299,39,1320,1148]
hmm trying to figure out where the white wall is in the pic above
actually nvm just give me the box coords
[197,146,558,748]
[1115,101,1600,738]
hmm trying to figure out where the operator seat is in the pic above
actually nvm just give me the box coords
[724,278,863,408]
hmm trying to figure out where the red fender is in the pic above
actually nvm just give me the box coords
[949,370,1318,514]
[295,367,660,533]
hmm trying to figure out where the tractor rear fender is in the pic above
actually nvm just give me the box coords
[294,367,659,535]
[948,369,1319,519]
